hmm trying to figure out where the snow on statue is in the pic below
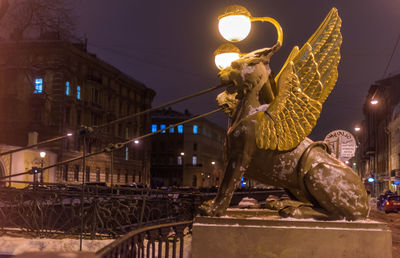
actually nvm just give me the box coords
[199,8,369,220]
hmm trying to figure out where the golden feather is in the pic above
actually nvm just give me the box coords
[256,8,342,151]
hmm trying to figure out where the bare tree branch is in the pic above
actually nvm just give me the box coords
[1,0,77,41]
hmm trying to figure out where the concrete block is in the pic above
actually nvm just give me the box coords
[192,216,392,258]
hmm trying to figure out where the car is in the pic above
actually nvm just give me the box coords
[383,195,400,213]
[377,191,396,210]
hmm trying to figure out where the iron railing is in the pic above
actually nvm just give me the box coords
[0,182,282,240]
[0,184,199,239]
[96,220,192,258]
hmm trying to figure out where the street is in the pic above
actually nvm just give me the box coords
[369,207,400,257]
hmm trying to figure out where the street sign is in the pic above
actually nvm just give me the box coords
[324,129,357,163]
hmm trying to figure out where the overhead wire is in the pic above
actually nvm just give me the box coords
[382,34,400,79]
[0,108,223,181]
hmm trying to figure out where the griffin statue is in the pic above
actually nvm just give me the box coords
[200,8,369,220]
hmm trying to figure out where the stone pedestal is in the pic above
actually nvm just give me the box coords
[192,214,392,258]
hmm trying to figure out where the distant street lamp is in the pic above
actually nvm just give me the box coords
[370,99,378,105]
[354,126,361,132]
[180,152,185,156]
[214,5,283,70]
[39,151,46,183]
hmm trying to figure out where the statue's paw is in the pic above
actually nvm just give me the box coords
[278,205,333,220]
[198,200,216,216]
[198,199,224,217]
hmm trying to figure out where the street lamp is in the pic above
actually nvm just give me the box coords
[217,5,283,44]
[214,5,283,70]
[218,5,252,42]
[354,126,361,132]
[39,151,46,183]
[214,43,241,70]
[370,99,378,105]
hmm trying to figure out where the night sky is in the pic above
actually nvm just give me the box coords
[75,0,400,141]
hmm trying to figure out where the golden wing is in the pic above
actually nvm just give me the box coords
[256,8,342,151]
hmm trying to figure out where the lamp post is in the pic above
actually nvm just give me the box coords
[39,151,46,183]
[370,97,379,196]
[214,5,283,70]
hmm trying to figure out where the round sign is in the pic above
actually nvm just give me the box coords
[324,130,357,162]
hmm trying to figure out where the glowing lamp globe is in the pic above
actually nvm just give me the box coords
[370,99,378,105]
[218,5,252,42]
[215,52,240,70]
[214,43,241,70]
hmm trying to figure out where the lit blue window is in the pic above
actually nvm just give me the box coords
[169,125,174,133]
[193,125,198,134]
[160,124,166,133]
[177,125,183,134]
[152,124,157,132]
[65,81,70,96]
[34,78,43,94]
[192,156,197,165]
[125,147,129,161]
[77,86,81,99]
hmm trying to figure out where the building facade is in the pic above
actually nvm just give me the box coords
[358,74,400,195]
[150,108,226,188]
[0,36,155,187]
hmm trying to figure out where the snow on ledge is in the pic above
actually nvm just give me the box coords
[0,236,113,255]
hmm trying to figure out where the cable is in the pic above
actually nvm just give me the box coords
[88,43,209,80]
[94,83,228,129]
[0,134,72,156]
[382,34,400,79]
[0,108,223,181]
[122,108,223,145]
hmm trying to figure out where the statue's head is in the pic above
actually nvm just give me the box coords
[216,46,278,116]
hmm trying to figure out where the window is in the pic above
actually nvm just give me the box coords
[77,110,81,126]
[85,166,90,182]
[169,126,174,133]
[192,156,197,165]
[192,175,197,187]
[160,124,166,133]
[177,125,183,133]
[117,169,121,182]
[193,125,198,134]
[193,143,197,151]
[96,167,100,182]
[77,85,81,99]
[65,107,70,125]
[177,156,182,165]
[74,165,79,181]
[65,81,70,96]
[34,78,43,94]
[105,168,110,182]
[152,124,157,133]
[63,164,69,181]
[125,147,129,161]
